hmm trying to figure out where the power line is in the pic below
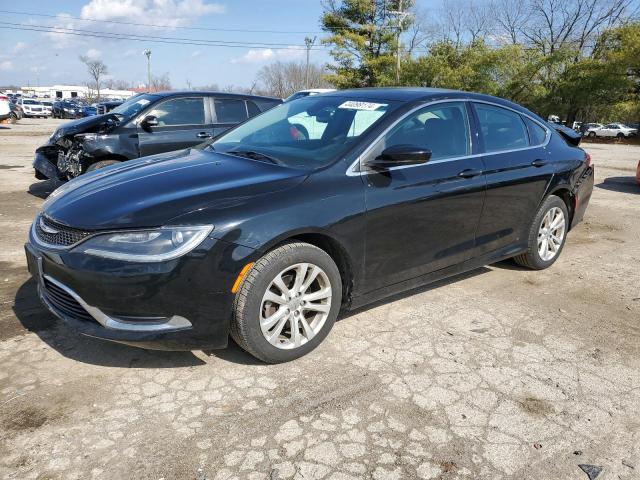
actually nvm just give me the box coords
[0,21,328,49]
[0,23,329,50]
[0,9,328,35]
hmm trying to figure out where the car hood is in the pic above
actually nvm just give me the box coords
[43,148,308,230]
[53,114,113,137]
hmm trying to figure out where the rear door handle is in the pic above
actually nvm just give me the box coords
[458,168,482,178]
[196,132,211,139]
[531,159,547,167]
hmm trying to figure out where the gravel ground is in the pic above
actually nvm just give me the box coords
[0,118,639,480]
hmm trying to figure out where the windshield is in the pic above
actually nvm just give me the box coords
[23,99,41,105]
[212,96,399,169]
[110,93,158,118]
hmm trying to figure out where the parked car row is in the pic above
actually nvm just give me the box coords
[585,123,637,138]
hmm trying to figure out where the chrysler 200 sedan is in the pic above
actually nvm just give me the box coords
[25,88,594,363]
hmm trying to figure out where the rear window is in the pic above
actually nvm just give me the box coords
[524,117,547,145]
[215,98,248,123]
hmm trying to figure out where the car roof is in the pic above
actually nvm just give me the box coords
[322,87,544,122]
[150,90,282,102]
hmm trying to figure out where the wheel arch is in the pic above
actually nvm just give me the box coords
[259,229,355,308]
[546,185,575,229]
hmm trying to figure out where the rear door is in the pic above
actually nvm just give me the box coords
[138,96,213,157]
[211,97,249,137]
[471,102,554,256]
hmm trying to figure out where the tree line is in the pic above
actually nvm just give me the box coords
[318,0,640,124]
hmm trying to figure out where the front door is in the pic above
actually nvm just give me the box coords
[138,96,213,157]
[362,101,486,292]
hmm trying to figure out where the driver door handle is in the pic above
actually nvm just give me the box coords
[458,168,482,178]
[196,132,211,139]
[531,159,547,167]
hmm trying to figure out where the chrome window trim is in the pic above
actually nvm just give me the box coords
[346,98,551,176]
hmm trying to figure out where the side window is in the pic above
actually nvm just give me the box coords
[147,97,205,126]
[215,98,248,123]
[524,117,547,146]
[246,100,261,118]
[474,103,529,152]
[374,101,470,161]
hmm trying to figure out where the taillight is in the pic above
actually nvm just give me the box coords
[0,95,8,101]
[584,152,592,167]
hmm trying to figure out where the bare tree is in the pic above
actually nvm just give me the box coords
[257,61,332,98]
[79,56,108,101]
[523,0,635,55]
[104,78,132,90]
[440,0,465,47]
[465,0,494,42]
[492,0,530,44]
[150,73,172,92]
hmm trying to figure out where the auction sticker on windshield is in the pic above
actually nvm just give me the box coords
[338,101,387,111]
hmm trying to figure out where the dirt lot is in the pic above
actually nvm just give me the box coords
[0,118,639,480]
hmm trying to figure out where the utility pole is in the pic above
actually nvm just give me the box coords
[389,0,410,85]
[304,36,316,89]
[143,49,152,92]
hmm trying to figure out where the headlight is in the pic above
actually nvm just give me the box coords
[73,225,213,262]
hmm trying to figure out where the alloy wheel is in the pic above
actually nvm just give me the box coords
[537,207,566,261]
[260,262,332,350]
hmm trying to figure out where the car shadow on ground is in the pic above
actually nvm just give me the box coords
[13,266,498,368]
[28,179,64,200]
[12,278,207,368]
[596,176,639,194]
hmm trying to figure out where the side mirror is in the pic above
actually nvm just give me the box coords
[141,115,158,131]
[365,144,432,170]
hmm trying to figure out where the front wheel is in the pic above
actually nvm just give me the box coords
[616,132,625,139]
[231,242,342,363]
[86,159,121,172]
[513,195,568,270]
[588,131,596,137]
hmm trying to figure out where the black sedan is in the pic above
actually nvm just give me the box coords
[25,88,594,363]
[34,91,282,180]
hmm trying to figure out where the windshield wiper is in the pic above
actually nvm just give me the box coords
[226,149,281,165]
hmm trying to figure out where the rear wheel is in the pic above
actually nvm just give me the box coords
[513,195,568,270]
[8,112,17,124]
[86,159,121,172]
[616,132,625,139]
[231,242,342,363]
[588,131,596,137]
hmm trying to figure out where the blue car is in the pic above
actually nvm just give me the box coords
[82,105,97,117]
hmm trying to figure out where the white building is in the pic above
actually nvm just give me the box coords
[13,85,136,101]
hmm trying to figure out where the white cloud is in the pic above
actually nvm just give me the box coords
[44,13,77,49]
[12,42,28,54]
[85,48,102,59]
[191,50,202,58]
[231,46,305,64]
[0,61,14,71]
[80,0,225,27]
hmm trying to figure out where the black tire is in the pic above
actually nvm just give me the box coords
[616,132,624,139]
[86,159,121,172]
[588,131,596,137]
[8,112,17,124]
[513,195,569,270]
[231,242,342,363]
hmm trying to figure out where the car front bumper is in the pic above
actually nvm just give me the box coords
[25,231,256,351]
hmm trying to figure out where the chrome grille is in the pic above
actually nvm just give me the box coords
[35,215,92,248]
[42,277,95,322]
